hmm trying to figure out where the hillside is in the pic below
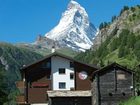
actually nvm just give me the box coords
[119,96,140,105]
[0,42,78,104]
[0,42,43,104]
[16,43,78,57]
[76,5,140,69]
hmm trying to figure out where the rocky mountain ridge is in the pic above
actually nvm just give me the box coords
[76,5,140,68]
[93,5,140,49]
[35,0,97,52]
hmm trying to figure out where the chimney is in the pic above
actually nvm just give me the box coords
[51,46,55,53]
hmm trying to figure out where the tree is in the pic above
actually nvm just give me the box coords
[99,22,109,30]
[120,6,129,15]
[112,16,117,22]
[118,46,125,58]
[0,68,8,104]
[123,6,129,11]
[119,29,130,46]
[110,38,119,51]
[127,33,135,49]
[131,7,136,12]
[134,40,140,60]
[99,22,104,30]
[99,59,104,67]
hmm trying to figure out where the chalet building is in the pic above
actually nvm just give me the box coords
[136,64,140,96]
[16,52,98,105]
[92,63,135,105]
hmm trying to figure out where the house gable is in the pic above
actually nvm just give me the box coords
[92,63,135,105]
[17,52,98,104]
[21,52,98,72]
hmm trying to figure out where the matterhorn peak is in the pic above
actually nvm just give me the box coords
[44,0,97,52]
[68,0,81,9]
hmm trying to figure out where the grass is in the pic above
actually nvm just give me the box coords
[119,96,140,105]
[103,49,139,68]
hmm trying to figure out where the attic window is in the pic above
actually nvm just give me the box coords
[70,61,74,68]
[117,74,126,80]
[122,92,126,96]
[59,68,65,74]
[109,93,113,96]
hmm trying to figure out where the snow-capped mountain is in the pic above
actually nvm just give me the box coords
[38,0,97,52]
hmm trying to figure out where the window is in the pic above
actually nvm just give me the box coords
[122,92,126,96]
[70,73,74,80]
[70,61,74,68]
[59,82,66,89]
[109,93,113,96]
[117,74,126,80]
[59,68,65,74]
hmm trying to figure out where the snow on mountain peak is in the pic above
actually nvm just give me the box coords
[68,0,83,10]
[44,0,97,52]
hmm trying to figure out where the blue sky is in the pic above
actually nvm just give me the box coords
[0,0,140,43]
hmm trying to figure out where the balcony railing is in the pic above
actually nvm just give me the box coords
[16,81,25,95]
[16,81,25,89]
[16,95,25,104]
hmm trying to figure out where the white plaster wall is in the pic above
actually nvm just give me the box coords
[51,56,74,90]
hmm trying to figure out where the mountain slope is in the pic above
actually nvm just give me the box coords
[76,5,140,68]
[93,5,140,49]
[0,42,43,104]
[35,0,97,52]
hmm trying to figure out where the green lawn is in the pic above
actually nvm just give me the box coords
[120,96,140,105]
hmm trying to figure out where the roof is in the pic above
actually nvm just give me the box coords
[21,52,99,71]
[93,62,135,75]
[47,90,91,97]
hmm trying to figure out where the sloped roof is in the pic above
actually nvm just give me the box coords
[21,52,99,71]
[93,62,135,75]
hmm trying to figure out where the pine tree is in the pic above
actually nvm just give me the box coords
[134,40,140,60]
[118,46,125,58]
[110,38,119,51]
[0,69,8,104]
[99,59,104,67]
[112,16,117,22]
[127,33,135,49]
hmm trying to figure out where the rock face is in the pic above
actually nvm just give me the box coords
[35,0,97,52]
[93,6,140,49]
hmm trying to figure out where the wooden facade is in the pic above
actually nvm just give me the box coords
[92,63,135,105]
[50,97,91,105]
[16,52,98,105]
[75,62,95,90]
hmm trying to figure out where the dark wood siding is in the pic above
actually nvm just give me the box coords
[51,97,91,105]
[92,77,98,105]
[25,59,51,104]
[97,66,134,105]
[74,62,96,90]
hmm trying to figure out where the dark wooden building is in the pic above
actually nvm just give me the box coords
[16,52,98,105]
[92,63,135,105]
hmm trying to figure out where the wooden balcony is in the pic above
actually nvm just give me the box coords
[16,95,25,104]
[16,81,25,89]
